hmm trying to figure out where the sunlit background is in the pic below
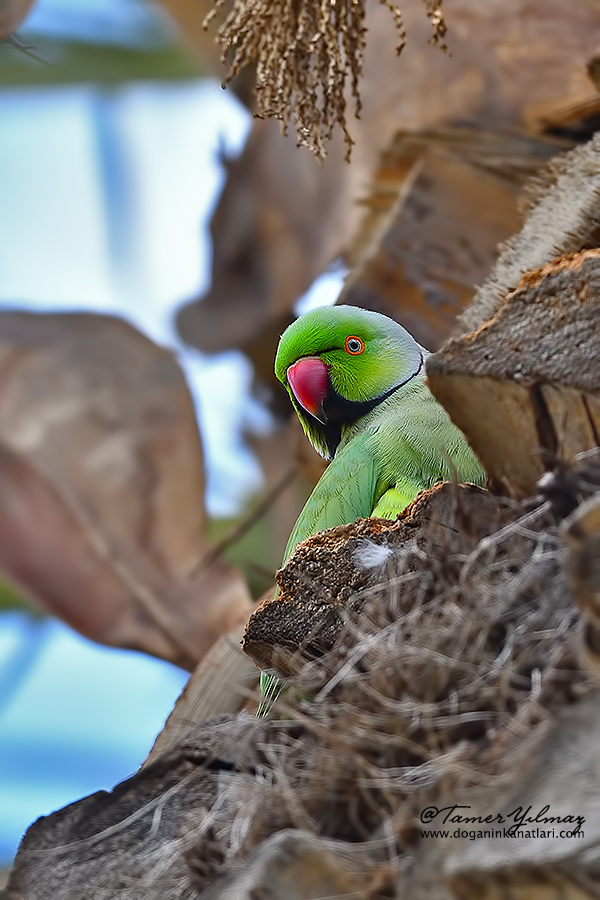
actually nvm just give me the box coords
[0,0,344,866]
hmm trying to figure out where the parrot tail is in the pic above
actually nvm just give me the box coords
[257,670,283,717]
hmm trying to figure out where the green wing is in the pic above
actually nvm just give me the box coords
[263,434,383,716]
[366,379,484,519]
[282,379,485,563]
[371,481,425,518]
[283,430,380,562]
[261,378,484,716]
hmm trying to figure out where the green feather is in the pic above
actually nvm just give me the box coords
[275,305,423,460]
[282,427,378,560]
[283,375,484,561]
[258,306,485,714]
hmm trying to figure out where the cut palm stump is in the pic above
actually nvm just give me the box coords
[6,463,600,900]
[242,483,507,675]
[562,490,600,677]
[339,129,565,351]
[426,249,600,499]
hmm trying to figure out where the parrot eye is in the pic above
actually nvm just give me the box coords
[345,335,365,355]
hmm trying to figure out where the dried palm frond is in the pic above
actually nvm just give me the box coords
[204,0,447,160]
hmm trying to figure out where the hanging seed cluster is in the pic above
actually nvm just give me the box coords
[204,0,447,161]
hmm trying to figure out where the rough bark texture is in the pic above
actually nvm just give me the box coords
[176,0,600,368]
[447,693,600,900]
[242,483,508,672]
[4,464,600,899]
[1,716,271,900]
[456,135,600,335]
[6,21,600,897]
[338,129,564,351]
[427,250,600,498]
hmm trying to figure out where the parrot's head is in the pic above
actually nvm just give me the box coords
[275,305,424,459]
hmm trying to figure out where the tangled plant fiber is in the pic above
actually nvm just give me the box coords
[185,474,597,889]
[204,0,447,160]
[10,468,598,898]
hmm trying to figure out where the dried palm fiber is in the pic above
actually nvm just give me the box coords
[204,0,447,160]
[455,132,600,336]
[173,472,598,878]
[234,472,598,854]
[6,470,600,898]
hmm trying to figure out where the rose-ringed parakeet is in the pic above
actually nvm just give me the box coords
[277,305,485,559]
[258,304,485,711]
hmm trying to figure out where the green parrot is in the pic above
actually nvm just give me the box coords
[258,304,485,712]
[277,304,485,561]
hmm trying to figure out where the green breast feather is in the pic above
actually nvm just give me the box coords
[283,375,484,561]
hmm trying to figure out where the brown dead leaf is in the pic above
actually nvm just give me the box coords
[156,0,224,71]
[339,129,565,350]
[0,0,36,40]
[156,0,257,105]
[176,119,349,361]
[176,0,599,379]
[0,312,252,669]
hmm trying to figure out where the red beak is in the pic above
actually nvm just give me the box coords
[287,357,329,423]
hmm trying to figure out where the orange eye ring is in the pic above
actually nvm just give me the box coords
[345,335,365,355]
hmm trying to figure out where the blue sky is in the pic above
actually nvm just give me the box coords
[0,613,188,863]
[0,78,264,516]
[21,0,177,47]
[0,0,344,866]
